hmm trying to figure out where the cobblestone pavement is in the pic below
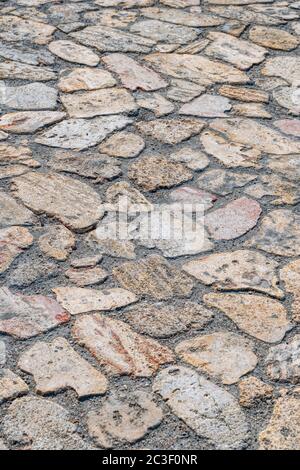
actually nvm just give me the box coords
[0,0,300,451]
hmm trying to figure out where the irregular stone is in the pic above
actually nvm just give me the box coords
[12,172,103,232]
[49,40,99,66]
[261,57,300,86]
[124,301,213,338]
[0,191,35,228]
[204,293,291,343]
[0,340,6,365]
[0,166,28,180]
[0,111,66,134]
[179,94,231,117]
[0,287,70,339]
[0,226,33,274]
[183,250,283,298]
[53,287,137,315]
[2,397,93,450]
[0,131,8,141]
[166,79,205,103]
[207,0,274,4]
[255,76,288,91]
[128,156,192,191]
[19,337,107,397]
[210,118,300,154]
[200,129,261,168]
[38,225,76,261]
[154,366,249,450]
[0,60,56,81]
[0,370,29,404]
[99,132,145,158]
[58,68,116,93]
[169,148,209,171]
[87,390,162,448]
[6,255,57,288]
[280,260,300,322]
[259,391,300,450]
[106,181,152,210]
[0,15,55,45]
[70,26,155,53]
[208,5,284,26]
[161,0,200,6]
[245,209,300,257]
[85,9,138,28]
[176,332,257,385]
[238,377,273,408]
[95,0,154,6]
[87,229,136,260]
[170,186,217,211]
[113,254,194,300]
[65,267,108,287]
[137,93,174,117]
[197,169,256,195]
[0,42,55,66]
[249,26,298,51]
[274,119,300,137]
[145,53,249,86]
[136,118,205,144]
[35,115,132,150]
[176,38,210,54]
[245,174,300,205]
[273,86,300,115]
[70,255,103,269]
[232,102,272,118]
[218,85,269,103]
[0,144,37,167]
[0,439,7,450]
[218,20,246,36]
[141,7,224,27]
[130,19,198,44]
[72,314,174,376]
[250,4,299,21]
[265,335,300,383]
[0,83,57,110]
[265,154,300,182]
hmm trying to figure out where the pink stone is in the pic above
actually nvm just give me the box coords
[274,119,300,137]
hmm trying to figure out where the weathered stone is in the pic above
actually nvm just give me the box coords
[0,82,57,111]
[137,93,174,117]
[255,76,288,91]
[265,335,300,383]
[72,314,174,376]
[274,119,300,137]
[0,191,35,228]
[204,293,291,343]
[238,377,273,408]
[245,174,300,205]
[170,186,217,210]
[265,154,300,182]
[87,390,162,448]
[141,7,224,27]
[0,111,66,134]
[250,4,299,21]
[106,181,152,210]
[0,287,70,339]
[145,53,249,86]
[19,337,107,397]
[0,166,28,179]
[54,286,137,315]
[208,5,284,26]
[99,132,145,158]
[0,131,8,141]
[249,26,298,51]
[218,85,269,103]
[6,255,57,288]
[179,94,231,117]
[0,226,33,274]
[161,0,200,6]
[113,255,194,300]
[35,115,132,150]
[0,144,37,167]
[12,172,104,232]
[65,267,108,287]
[95,0,154,7]
[85,9,138,28]
[273,86,300,115]
[0,370,29,404]
[0,340,6,366]
[128,156,192,191]
[87,228,137,259]
[245,209,300,257]
[38,225,76,261]
[58,68,116,93]
[130,19,198,44]
[70,255,103,269]
[2,397,94,450]
[154,366,249,450]
[176,332,257,385]
[49,40,99,66]
[261,57,300,86]
[0,42,54,66]
[232,102,272,118]
[169,148,209,171]
[166,79,205,103]
[197,169,256,195]
[0,61,56,81]
[176,38,210,54]
[183,250,283,298]
[124,301,213,338]
[136,118,205,144]
[0,15,55,45]
[280,260,300,322]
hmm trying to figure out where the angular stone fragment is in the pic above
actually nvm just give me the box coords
[85,8,138,28]
[130,19,198,44]
[65,267,108,287]
[124,301,213,338]
[7,255,57,289]
[179,94,231,117]
[261,57,300,86]
[274,119,300,137]
[245,210,300,257]
[170,186,217,210]
[145,53,249,86]
[255,76,288,91]
[106,181,152,210]
[204,293,291,343]
[136,118,205,144]
[265,335,300,383]
[0,287,70,339]
[128,156,192,191]
[58,68,116,93]
[250,4,299,21]
[208,5,283,26]
[232,102,271,118]
[0,227,33,274]
[218,85,269,103]
[0,166,28,180]
[12,172,103,232]
[137,93,174,117]
[154,366,249,450]
[141,7,224,27]
[49,40,99,66]
[238,377,273,408]
[87,390,162,448]
[245,174,300,205]
[70,255,103,269]
[99,132,145,158]
[113,255,194,300]
[0,83,57,111]
[87,228,136,260]
[265,154,300,182]
[0,61,56,81]
[249,26,298,51]
[0,42,55,66]
[38,225,75,261]
[2,397,94,450]
[18,337,107,397]
[35,115,132,150]
[0,15,55,45]
[280,260,300,322]
[176,332,257,385]
[183,250,283,298]
[273,86,300,115]
[54,287,137,315]
[0,144,37,167]
[0,192,35,228]
[197,169,256,195]
[166,79,205,103]
[169,148,209,171]
[0,111,66,134]
[72,314,174,376]
[0,370,29,404]
[259,391,300,450]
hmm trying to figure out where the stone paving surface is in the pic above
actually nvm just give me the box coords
[0,0,299,451]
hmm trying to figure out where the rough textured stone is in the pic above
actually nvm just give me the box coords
[170,186,217,210]
[130,19,198,43]
[245,174,300,205]
[218,85,269,103]
[204,293,291,343]
[0,191,35,228]
[280,260,300,322]
[65,267,108,286]
[38,225,76,261]
[0,340,5,366]
[18,337,107,397]
[238,377,273,408]
[87,390,162,448]
[261,56,300,86]
[273,86,300,115]
[99,132,145,158]
[0,370,29,404]
[137,93,174,117]
[176,332,257,384]
[0,111,66,134]
[183,250,283,298]
[141,7,225,27]
[0,226,33,274]
[265,154,300,182]
[70,255,103,269]
[58,68,116,93]
[166,79,205,103]
[265,335,300,383]
[249,26,298,51]
[0,83,57,110]
[49,40,99,66]
[0,42,55,66]
[169,148,209,171]
[274,119,300,137]
[136,118,205,144]
[72,314,174,376]
[232,102,272,118]
[0,61,56,81]
[197,169,256,195]
[0,15,55,45]
[87,229,136,259]
[0,287,70,339]
[0,144,37,167]
[154,366,249,450]
[179,94,231,117]
[207,5,283,26]
[6,255,57,289]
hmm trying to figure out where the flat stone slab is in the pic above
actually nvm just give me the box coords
[0,83,58,110]
[49,40,99,65]
[0,15,55,45]
[265,335,300,383]
[58,68,116,93]
[136,118,205,144]
[0,61,56,81]
[0,226,33,274]
[0,191,35,228]
[38,225,76,261]
[0,370,29,404]
[0,111,66,134]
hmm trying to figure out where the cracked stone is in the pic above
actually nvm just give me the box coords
[72,314,174,376]
[197,169,256,195]
[179,94,231,117]
[130,19,198,44]
[0,15,55,45]
[176,332,257,385]
[0,111,66,134]
[261,57,300,86]
[38,225,76,261]
[137,93,174,117]
[99,132,145,158]
[136,118,205,144]
[65,267,108,287]
[169,148,209,171]
[280,259,300,322]
[218,85,269,103]
[49,40,99,66]
[204,293,291,343]
[0,226,33,274]
[244,174,300,205]
[58,68,116,93]
[238,377,273,408]
[265,335,300,383]
[0,83,58,110]
[0,370,29,404]
[274,119,300,137]
[166,79,205,103]
[249,25,298,51]
[0,191,35,228]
